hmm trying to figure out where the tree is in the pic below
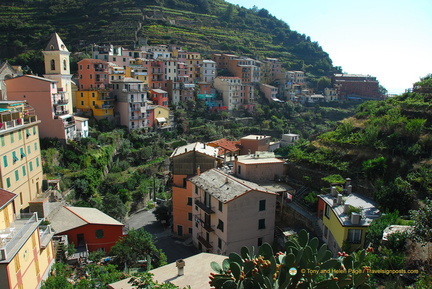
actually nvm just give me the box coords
[410,199,432,244]
[101,193,127,222]
[316,76,331,93]
[153,204,171,224]
[109,228,167,270]
[365,211,399,248]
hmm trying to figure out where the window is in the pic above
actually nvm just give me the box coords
[15,170,19,181]
[27,145,31,154]
[10,132,14,143]
[218,238,222,249]
[217,219,224,232]
[36,157,40,167]
[22,166,26,177]
[20,148,26,158]
[325,204,330,219]
[237,165,241,174]
[63,59,67,70]
[187,197,192,206]
[18,130,22,140]
[347,229,362,244]
[81,101,84,106]
[34,143,37,151]
[0,135,4,146]
[3,156,7,167]
[50,59,55,70]
[95,229,104,239]
[218,201,223,212]
[29,161,33,172]
[12,151,18,163]
[258,237,263,246]
[6,177,10,188]
[258,219,266,230]
[33,127,36,135]
[188,228,192,234]
[259,200,266,211]
[188,212,192,221]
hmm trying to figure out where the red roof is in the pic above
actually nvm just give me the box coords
[207,138,241,155]
[0,189,17,209]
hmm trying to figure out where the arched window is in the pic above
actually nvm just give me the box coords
[50,59,55,70]
[63,59,67,71]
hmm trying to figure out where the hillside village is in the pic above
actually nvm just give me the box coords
[0,33,428,289]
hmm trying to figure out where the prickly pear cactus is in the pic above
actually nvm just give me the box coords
[209,229,372,289]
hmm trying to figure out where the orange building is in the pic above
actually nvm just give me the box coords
[170,143,219,237]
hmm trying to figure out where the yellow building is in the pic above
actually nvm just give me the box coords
[0,101,43,212]
[75,90,114,120]
[0,189,55,289]
[318,186,380,254]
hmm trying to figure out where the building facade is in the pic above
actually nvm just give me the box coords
[170,143,219,237]
[189,169,277,255]
[0,101,43,212]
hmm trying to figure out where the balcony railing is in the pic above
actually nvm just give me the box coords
[54,109,70,116]
[197,234,212,249]
[196,217,214,233]
[195,199,214,214]
[0,213,40,261]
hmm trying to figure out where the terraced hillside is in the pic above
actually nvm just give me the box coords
[1,0,338,77]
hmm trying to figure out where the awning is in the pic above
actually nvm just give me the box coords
[156,117,166,123]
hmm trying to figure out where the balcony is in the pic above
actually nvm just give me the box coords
[195,199,214,214]
[0,213,44,262]
[53,98,69,106]
[54,109,69,116]
[196,217,214,233]
[197,234,212,249]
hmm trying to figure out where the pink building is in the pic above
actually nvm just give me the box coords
[5,75,76,140]
[77,59,109,90]
[149,89,169,107]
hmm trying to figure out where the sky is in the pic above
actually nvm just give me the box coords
[227,0,432,94]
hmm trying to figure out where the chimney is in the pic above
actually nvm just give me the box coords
[176,259,185,276]
[347,185,352,194]
[197,165,201,175]
[337,194,342,205]
[331,186,337,196]
[345,178,351,188]
[351,212,361,225]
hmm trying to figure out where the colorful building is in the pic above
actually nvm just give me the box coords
[49,206,124,253]
[0,189,55,289]
[42,33,74,117]
[0,100,43,212]
[317,182,380,255]
[189,169,277,254]
[5,75,77,140]
[170,143,219,237]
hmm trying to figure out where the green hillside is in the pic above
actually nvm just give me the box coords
[286,75,432,213]
[0,0,339,77]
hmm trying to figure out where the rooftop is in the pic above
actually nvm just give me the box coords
[0,189,17,211]
[49,206,123,234]
[108,253,227,289]
[320,193,380,227]
[0,213,47,263]
[189,169,277,203]
[170,142,219,159]
[241,134,271,140]
[236,152,284,165]
[207,138,241,154]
